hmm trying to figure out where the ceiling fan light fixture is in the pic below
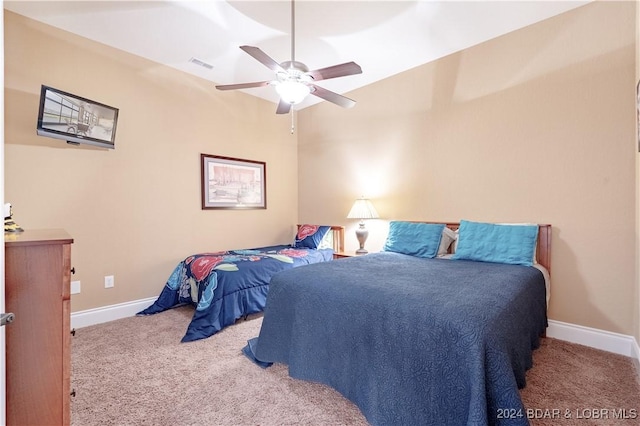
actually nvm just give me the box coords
[275,81,311,104]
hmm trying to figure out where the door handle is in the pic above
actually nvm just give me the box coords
[1,312,15,326]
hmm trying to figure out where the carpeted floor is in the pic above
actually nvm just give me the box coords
[71,306,640,425]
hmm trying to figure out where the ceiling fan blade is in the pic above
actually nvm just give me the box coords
[310,85,356,109]
[240,46,286,73]
[306,62,362,82]
[215,81,270,91]
[276,99,292,115]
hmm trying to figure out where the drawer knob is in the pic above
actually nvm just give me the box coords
[0,313,15,327]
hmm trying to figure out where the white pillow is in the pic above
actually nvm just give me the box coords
[317,230,334,250]
[451,229,459,252]
[437,227,457,257]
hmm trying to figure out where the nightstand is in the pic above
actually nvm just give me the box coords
[333,252,365,259]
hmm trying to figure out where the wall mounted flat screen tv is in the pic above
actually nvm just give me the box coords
[36,85,119,149]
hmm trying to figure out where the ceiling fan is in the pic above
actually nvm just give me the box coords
[215,0,362,115]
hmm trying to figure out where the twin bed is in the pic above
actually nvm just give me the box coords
[244,220,551,426]
[138,225,344,342]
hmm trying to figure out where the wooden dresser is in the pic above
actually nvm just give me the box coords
[5,229,74,426]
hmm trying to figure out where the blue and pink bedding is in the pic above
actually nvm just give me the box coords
[138,245,333,342]
[244,252,547,425]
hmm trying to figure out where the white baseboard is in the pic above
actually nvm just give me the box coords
[547,319,639,361]
[633,337,640,374]
[70,297,157,329]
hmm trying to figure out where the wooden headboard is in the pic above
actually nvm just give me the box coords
[296,225,345,253]
[417,222,551,273]
[328,226,345,253]
[534,224,551,273]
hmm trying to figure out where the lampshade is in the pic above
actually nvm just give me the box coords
[275,81,311,105]
[347,198,379,220]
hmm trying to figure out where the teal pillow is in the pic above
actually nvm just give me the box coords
[383,221,445,258]
[452,220,538,266]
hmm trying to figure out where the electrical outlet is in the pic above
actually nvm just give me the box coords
[104,275,114,289]
[70,280,81,294]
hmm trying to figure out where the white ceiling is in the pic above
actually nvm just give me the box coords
[5,0,590,111]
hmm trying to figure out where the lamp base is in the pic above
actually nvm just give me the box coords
[355,221,369,254]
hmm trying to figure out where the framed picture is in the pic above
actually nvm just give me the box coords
[201,154,266,210]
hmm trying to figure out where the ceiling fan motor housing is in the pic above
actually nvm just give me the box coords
[280,61,309,73]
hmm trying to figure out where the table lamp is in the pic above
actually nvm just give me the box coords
[347,198,379,254]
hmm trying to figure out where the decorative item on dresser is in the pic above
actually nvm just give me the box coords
[3,203,23,233]
[5,229,74,426]
[346,197,379,254]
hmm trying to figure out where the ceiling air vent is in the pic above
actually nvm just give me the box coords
[189,57,213,70]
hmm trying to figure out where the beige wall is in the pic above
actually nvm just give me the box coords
[299,1,638,335]
[4,11,298,312]
[635,0,640,344]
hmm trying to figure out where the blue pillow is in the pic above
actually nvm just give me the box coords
[452,220,538,266]
[383,221,445,258]
[294,225,331,249]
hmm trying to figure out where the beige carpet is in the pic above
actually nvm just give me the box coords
[71,306,640,425]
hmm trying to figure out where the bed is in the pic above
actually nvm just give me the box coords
[244,220,551,426]
[138,224,344,342]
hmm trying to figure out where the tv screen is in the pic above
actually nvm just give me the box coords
[36,85,119,149]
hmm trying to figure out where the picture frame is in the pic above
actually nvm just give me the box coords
[201,154,266,210]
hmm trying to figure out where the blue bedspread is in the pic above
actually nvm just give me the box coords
[246,252,547,425]
[138,245,333,342]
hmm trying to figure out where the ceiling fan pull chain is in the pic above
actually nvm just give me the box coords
[290,109,295,134]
